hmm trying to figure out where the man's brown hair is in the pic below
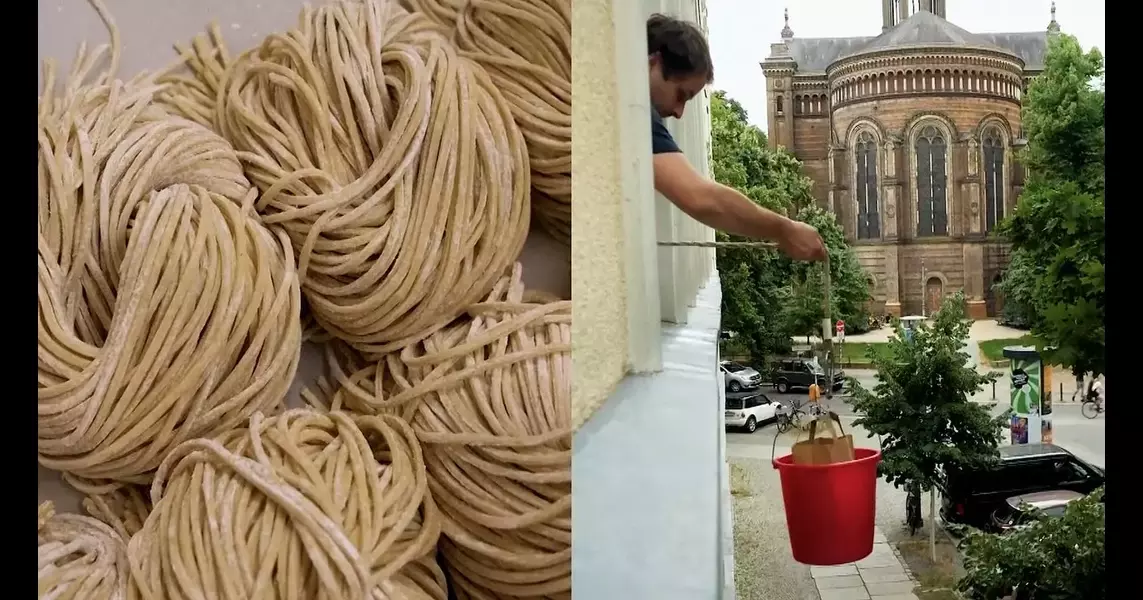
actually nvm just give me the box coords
[646,13,714,83]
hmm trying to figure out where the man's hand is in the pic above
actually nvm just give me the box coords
[652,152,831,259]
[776,218,828,261]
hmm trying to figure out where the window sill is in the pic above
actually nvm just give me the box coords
[572,273,729,599]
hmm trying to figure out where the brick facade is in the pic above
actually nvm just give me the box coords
[762,5,1055,318]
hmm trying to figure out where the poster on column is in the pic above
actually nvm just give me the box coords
[1005,347,1042,445]
[1041,364,1054,443]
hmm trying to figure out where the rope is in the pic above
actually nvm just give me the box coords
[38,501,130,599]
[126,409,447,599]
[663,238,837,390]
[37,0,302,493]
[156,0,534,359]
[660,239,832,312]
[400,0,572,243]
[657,240,778,248]
[303,263,571,599]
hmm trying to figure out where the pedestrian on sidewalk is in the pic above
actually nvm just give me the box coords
[808,381,822,415]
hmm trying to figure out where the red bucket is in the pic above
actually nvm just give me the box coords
[772,448,881,566]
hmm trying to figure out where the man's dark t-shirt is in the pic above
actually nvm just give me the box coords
[651,110,681,154]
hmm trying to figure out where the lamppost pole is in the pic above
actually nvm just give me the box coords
[920,258,927,317]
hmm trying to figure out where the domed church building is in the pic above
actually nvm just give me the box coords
[762,0,1062,318]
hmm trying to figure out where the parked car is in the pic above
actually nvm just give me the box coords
[770,356,845,394]
[724,393,778,433]
[720,360,762,392]
[940,444,1104,529]
[991,490,1084,534]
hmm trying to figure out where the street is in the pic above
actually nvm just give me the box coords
[723,377,1106,600]
[730,372,1105,469]
[725,378,1104,534]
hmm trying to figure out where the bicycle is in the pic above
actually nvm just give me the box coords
[775,411,792,434]
[774,401,802,433]
[1081,397,1104,419]
[785,402,808,429]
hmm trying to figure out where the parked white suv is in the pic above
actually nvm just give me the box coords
[720,360,762,392]
[724,393,778,433]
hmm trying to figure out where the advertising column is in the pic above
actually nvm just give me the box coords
[1002,346,1051,444]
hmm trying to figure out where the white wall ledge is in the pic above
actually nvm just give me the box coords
[572,273,733,599]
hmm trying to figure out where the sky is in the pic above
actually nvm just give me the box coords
[705,0,1106,131]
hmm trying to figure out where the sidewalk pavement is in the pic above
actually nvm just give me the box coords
[809,528,920,600]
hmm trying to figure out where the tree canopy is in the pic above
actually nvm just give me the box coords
[711,90,871,361]
[996,33,1105,376]
[710,92,812,213]
[846,292,1006,494]
[958,487,1105,600]
[712,91,797,360]
[783,205,872,340]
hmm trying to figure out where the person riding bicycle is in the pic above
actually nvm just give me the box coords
[1089,379,1103,404]
[1080,378,1106,419]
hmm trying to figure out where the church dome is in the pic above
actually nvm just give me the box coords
[837,10,1021,65]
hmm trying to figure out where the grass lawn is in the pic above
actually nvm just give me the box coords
[978,335,1042,362]
[896,532,964,595]
[837,341,889,364]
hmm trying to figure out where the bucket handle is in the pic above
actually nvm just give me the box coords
[771,411,844,468]
[807,412,845,440]
[770,416,885,468]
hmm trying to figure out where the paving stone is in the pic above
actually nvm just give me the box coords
[865,581,919,596]
[868,595,919,600]
[818,587,871,600]
[815,575,865,590]
[866,543,897,556]
[856,553,903,569]
[811,564,858,578]
[858,566,911,584]
[872,529,888,544]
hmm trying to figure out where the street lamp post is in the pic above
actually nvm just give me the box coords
[920,258,927,318]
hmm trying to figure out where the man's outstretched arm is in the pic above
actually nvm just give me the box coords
[652,152,827,261]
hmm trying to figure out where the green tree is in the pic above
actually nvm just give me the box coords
[993,250,1039,329]
[711,91,872,361]
[783,205,873,339]
[846,292,1007,557]
[997,33,1104,377]
[711,91,801,361]
[710,92,814,213]
[958,488,1105,600]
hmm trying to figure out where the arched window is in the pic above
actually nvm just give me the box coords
[776,95,784,115]
[983,127,1005,232]
[855,131,880,239]
[915,125,948,236]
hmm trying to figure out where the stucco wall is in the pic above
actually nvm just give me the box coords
[570,0,636,427]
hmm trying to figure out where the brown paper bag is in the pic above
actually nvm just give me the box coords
[791,413,856,465]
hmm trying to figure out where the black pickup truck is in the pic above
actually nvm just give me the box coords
[769,357,846,394]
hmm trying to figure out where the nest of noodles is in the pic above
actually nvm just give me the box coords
[305,263,571,599]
